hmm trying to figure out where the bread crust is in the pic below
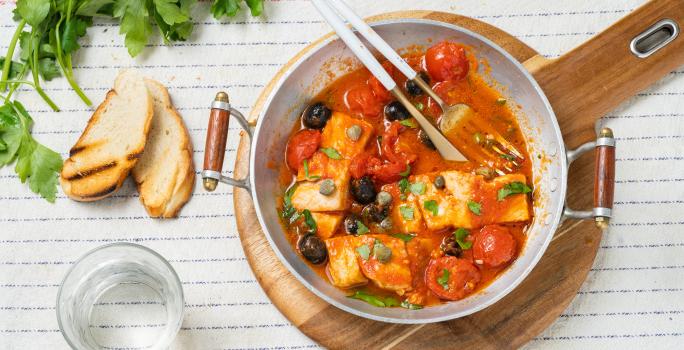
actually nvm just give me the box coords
[60,71,153,201]
[133,79,195,218]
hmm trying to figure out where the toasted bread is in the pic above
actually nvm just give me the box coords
[60,70,153,201]
[132,79,195,218]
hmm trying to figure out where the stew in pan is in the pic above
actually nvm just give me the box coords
[278,41,533,309]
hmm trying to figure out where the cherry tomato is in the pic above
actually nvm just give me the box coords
[473,225,517,268]
[345,83,384,118]
[425,256,481,301]
[349,153,379,179]
[368,61,397,103]
[285,129,321,171]
[425,41,469,82]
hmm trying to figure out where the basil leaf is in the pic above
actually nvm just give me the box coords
[302,209,317,233]
[391,233,415,242]
[497,181,532,201]
[401,300,423,310]
[437,268,450,290]
[409,182,425,195]
[399,205,414,221]
[320,147,342,160]
[423,200,439,216]
[356,244,370,260]
[453,228,472,250]
[467,200,482,216]
[356,220,369,235]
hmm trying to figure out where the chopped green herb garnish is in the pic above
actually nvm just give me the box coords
[348,291,399,308]
[467,200,482,216]
[303,159,310,178]
[391,233,416,242]
[497,181,532,201]
[399,119,417,128]
[399,164,411,177]
[398,178,410,194]
[302,209,317,233]
[415,102,424,111]
[400,194,407,200]
[500,154,516,161]
[401,300,424,310]
[454,228,473,250]
[356,244,371,260]
[320,147,342,160]
[409,182,426,195]
[399,205,414,221]
[281,184,298,219]
[356,220,369,235]
[423,200,439,216]
[437,268,450,290]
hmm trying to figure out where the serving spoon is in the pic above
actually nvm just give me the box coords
[311,0,467,162]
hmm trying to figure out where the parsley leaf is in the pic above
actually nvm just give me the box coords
[423,200,439,216]
[114,0,153,57]
[37,58,60,81]
[399,164,411,177]
[409,182,425,195]
[16,0,51,27]
[356,244,370,260]
[398,178,409,194]
[280,184,298,219]
[348,291,399,308]
[401,300,423,310]
[399,119,416,128]
[320,147,342,160]
[497,181,532,201]
[61,17,89,54]
[0,57,25,80]
[437,268,450,290]
[453,228,472,250]
[391,233,415,242]
[467,200,482,216]
[399,205,414,221]
[302,209,317,233]
[356,220,369,235]
[0,101,62,202]
[211,0,263,19]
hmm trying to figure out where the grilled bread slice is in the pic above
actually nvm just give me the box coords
[132,79,195,218]
[60,70,153,201]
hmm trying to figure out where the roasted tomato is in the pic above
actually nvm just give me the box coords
[425,41,469,82]
[473,225,517,268]
[285,129,321,171]
[425,256,481,301]
[345,83,384,118]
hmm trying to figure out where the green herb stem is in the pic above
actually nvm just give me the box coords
[30,30,59,112]
[0,19,26,92]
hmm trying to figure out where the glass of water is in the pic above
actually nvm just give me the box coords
[57,243,184,349]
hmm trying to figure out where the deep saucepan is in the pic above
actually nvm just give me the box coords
[201,2,682,323]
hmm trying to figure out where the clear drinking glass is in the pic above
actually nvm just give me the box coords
[57,243,184,349]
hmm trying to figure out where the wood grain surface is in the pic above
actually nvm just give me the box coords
[230,3,680,348]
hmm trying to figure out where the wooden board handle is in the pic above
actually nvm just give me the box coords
[594,128,615,213]
[202,92,231,191]
[525,0,684,147]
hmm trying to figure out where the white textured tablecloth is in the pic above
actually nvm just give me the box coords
[3,0,683,348]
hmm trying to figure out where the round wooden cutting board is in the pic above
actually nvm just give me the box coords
[233,11,602,349]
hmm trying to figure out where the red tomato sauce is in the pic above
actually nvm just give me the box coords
[276,41,533,308]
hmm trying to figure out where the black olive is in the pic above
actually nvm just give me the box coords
[384,101,410,121]
[441,236,463,257]
[418,129,436,150]
[302,102,332,129]
[351,176,376,204]
[299,234,327,264]
[344,214,361,234]
[362,203,388,223]
[405,72,430,96]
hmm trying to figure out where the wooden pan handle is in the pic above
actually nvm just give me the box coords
[525,0,683,148]
[593,128,615,229]
[202,92,231,191]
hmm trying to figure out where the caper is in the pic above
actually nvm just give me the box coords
[373,241,392,263]
[299,234,327,264]
[376,191,392,206]
[434,175,446,189]
[346,124,362,141]
[318,179,336,196]
[418,129,436,150]
[379,217,393,230]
